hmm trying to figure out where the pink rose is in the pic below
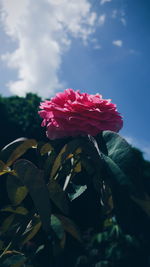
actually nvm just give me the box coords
[38,88,123,140]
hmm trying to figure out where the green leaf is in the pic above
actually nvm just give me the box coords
[51,215,64,240]
[0,138,27,163]
[81,135,103,174]
[1,214,15,233]
[56,214,82,242]
[1,254,26,267]
[74,161,82,173]
[0,240,4,250]
[51,138,83,179]
[43,149,57,180]
[102,131,134,168]
[6,139,37,167]
[51,144,67,179]
[7,175,28,205]
[0,169,16,176]
[102,154,134,189]
[131,194,150,218]
[21,216,42,245]
[0,160,5,172]
[48,180,69,215]
[40,142,53,156]
[102,131,144,194]
[1,206,28,215]
[14,159,51,233]
[68,184,87,201]
[96,131,145,194]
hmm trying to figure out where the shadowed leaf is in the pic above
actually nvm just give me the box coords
[131,194,150,218]
[1,214,15,233]
[21,216,42,245]
[102,154,133,188]
[56,214,82,242]
[102,131,144,195]
[7,175,28,205]
[1,254,26,267]
[51,215,64,240]
[48,180,69,215]
[1,206,28,215]
[0,160,5,172]
[14,159,51,233]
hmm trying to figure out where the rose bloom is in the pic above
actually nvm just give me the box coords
[38,88,123,140]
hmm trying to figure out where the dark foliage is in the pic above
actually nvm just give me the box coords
[0,132,150,267]
[0,93,48,149]
[0,94,150,267]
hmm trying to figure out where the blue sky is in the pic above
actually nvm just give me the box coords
[0,0,150,159]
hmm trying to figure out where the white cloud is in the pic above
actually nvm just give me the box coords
[111,9,127,26]
[98,14,106,26]
[100,0,112,5]
[93,44,101,50]
[0,0,97,98]
[129,49,140,55]
[120,17,126,26]
[124,135,150,161]
[112,40,123,47]
[91,38,101,50]
[112,9,118,19]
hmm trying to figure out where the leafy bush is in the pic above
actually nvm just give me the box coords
[0,132,150,266]
[0,93,47,149]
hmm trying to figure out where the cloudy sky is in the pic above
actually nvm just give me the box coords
[0,0,150,159]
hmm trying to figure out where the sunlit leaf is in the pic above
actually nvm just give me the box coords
[72,148,82,173]
[75,148,82,154]
[0,138,27,163]
[74,162,81,173]
[35,245,45,255]
[51,139,83,179]
[7,175,28,205]
[66,153,73,159]
[14,159,51,233]
[6,139,37,167]
[51,144,67,179]
[40,143,53,156]
[0,169,16,176]
[68,184,87,201]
